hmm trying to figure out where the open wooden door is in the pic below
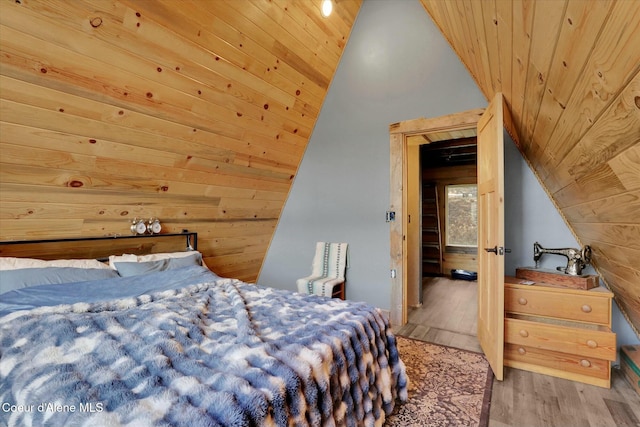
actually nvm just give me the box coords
[477,92,507,381]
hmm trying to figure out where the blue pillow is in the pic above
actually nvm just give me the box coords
[0,267,120,295]
[114,252,202,277]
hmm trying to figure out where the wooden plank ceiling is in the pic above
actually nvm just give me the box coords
[0,0,362,281]
[420,0,640,335]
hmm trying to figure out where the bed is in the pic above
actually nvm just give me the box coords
[0,233,408,427]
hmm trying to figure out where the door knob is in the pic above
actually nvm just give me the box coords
[485,246,498,254]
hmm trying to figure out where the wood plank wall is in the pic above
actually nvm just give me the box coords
[421,0,640,335]
[0,0,361,281]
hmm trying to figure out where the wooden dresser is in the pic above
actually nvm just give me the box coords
[504,276,616,388]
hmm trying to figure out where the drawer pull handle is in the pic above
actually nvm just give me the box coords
[580,359,591,368]
[581,304,592,313]
[519,329,529,338]
[518,297,528,305]
[586,340,598,349]
[517,347,526,355]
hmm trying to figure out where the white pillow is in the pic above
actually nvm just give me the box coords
[108,251,201,269]
[0,257,111,271]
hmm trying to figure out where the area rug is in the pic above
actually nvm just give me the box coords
[385,336,493,427]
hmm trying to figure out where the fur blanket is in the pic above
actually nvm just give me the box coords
[0,277,408,427]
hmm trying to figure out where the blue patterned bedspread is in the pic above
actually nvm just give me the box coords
[0,266,408,426]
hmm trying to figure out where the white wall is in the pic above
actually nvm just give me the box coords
[257,0,486,309]
[504,131,582,274]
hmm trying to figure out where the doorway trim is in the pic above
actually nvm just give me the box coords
[388,109,485,328]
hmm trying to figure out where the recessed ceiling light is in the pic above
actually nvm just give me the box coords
[321,0,333,17]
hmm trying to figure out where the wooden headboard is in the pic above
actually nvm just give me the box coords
[0,232,197,261]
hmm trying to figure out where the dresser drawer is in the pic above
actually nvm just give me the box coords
[505,285,611,325]
[505,316,616,361]
[505,343,611,388]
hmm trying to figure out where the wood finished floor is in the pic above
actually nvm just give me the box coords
[395,277,640,427]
